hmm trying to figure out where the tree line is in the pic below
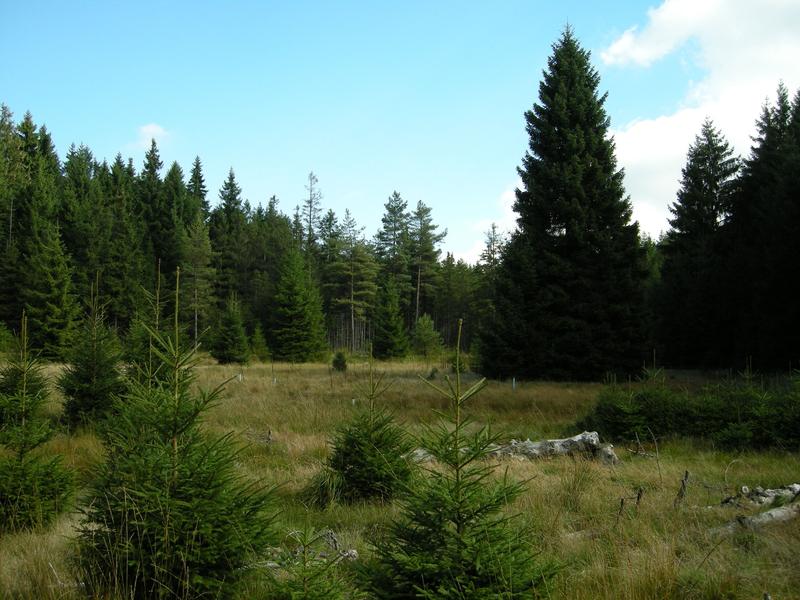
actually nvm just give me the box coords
[1,28,798,377]
[0,111,495,363]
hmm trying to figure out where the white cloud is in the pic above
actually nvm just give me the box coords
[453,180,520,264]
[136,123,170,148]
[604,0,800,237]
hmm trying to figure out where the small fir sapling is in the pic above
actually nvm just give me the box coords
[0,313,73,532]
[306,358,413,506]
[58,283,126,428]
[211,294,250,364]
[76,269,277,599]
[362,320,559,598]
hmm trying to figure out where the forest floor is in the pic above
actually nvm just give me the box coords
[2,358,799,599]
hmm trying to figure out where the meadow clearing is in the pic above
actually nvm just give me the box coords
[1,357,798,599]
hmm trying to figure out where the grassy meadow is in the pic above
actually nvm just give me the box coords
[2,357,799,599]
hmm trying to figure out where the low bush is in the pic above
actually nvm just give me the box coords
[578,375,800,450]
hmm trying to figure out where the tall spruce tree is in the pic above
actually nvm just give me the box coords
[658,119,738,367]
[719,84,800,369]
[480,27,646,380]
[209,169,248,306]
[272,246,326,362]
[372,276,409,360]
[180,214,216,347]
[187,156,210,221]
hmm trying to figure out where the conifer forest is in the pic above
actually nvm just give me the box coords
[1,28,799,600]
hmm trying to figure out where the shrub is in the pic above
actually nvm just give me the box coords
[76,280,276,599]
[361,320,559,597]
[332,351,347,373]
[0,314,73,533]
[412,314,442,360]
[306,367,413,506]
[577,374,800,450]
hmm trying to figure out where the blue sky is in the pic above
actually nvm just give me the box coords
[2,1,798,262]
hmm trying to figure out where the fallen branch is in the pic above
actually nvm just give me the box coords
[710,502,800,536]
[409,431,619,465]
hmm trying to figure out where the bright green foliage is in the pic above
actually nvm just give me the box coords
[211,295,250,364]
[412,314,442,360]
[272,247,326,362]
[76,284,277,599]
[263,528,361,600]
[363,322,558,597]
[372,277,409,360]
[481,28,646,380]
[250,323,270,362]
[0,315,73,532]
[658,120,738,367]
[58,289,126,429]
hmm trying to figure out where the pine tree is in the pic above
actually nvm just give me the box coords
[0,314,73,532]
[658,119,738,367]
[324,210,379,353]
[372,276,409,360]
[301,171,323,261]
[250,323,270,362]
[76,276,276,598]
[58,286,126,428]
[210,295,250,364]
[272,247,326,362]
[408,200,446,323]
[374,191,413,323]
[481,27,646,380]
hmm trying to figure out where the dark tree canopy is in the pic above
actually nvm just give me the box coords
[480,27,646,380]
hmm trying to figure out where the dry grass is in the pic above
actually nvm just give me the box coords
[2,358,799,598]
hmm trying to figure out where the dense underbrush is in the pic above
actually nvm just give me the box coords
[578,375,800,450]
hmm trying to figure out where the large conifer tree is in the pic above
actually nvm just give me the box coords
[658,120,738,367]
[480,28,646,380]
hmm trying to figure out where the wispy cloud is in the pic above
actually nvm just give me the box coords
[135,123,170,149]
[454,180,519,264]
[603,0,800,237]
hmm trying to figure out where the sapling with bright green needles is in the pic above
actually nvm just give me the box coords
[76,268,277,599]
[0,313,73,532]
[363,319,559,598]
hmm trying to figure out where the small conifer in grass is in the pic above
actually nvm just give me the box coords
[372,276,409,359]
[210,294,250,364]
[76,269,277,599]
[124,261,170,386]
[0,313,73,532]
[58,282,126,429]
[362,320,559,598]
[306,358,413,506]
[412,313,442,360]
[263,527,360,599]
[250,322,271,362]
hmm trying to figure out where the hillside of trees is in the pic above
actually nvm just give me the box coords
[1,32,798,378]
